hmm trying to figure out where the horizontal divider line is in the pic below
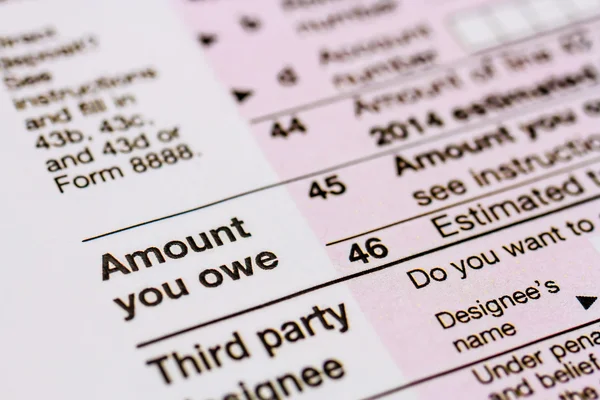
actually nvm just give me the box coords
[249,15,600,124]
[361,317,600,400]
[326,155,600,246]
[82,84,598,243]
[136,193,600,348]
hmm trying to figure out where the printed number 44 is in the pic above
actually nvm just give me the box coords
[271,117,307,138]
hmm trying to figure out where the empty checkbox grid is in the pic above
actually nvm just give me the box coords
[451,0,600,51]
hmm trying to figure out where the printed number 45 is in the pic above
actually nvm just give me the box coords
[309,175,346,199]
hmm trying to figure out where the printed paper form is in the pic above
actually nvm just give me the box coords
[2,0,600,399]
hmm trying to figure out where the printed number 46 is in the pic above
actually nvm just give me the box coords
[309,175,346,199]
[349,238,388,264]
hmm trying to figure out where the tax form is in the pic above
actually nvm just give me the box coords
[1,0,600,399]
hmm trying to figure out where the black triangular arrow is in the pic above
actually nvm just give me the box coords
[232,89,253,103]
[576,296,597,310]
[198,34,217,47]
